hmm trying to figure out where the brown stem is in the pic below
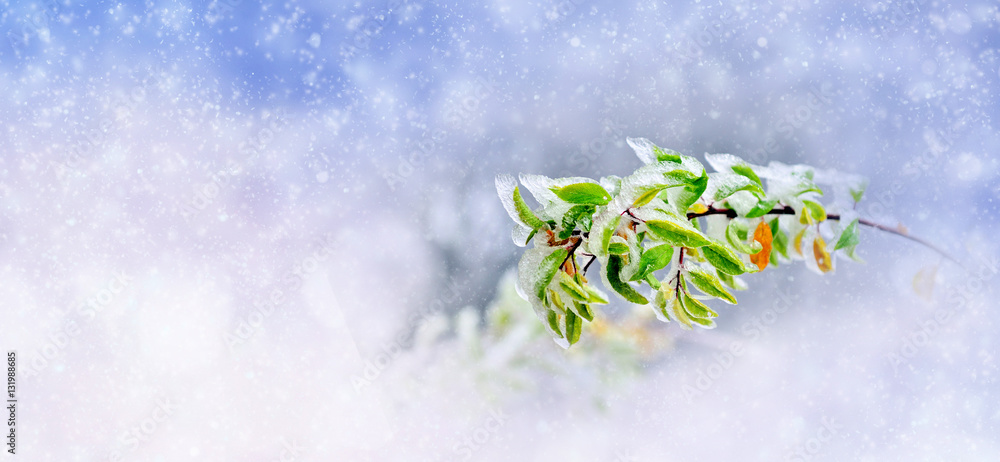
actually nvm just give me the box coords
[574,204,960,268]
[689,205,960,267]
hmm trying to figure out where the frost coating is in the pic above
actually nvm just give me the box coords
[498,137,871,346]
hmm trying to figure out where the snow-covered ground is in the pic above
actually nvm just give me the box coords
[1,1,999,460]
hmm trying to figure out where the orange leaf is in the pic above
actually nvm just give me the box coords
[749,221,773,271]
[813,236,833,273]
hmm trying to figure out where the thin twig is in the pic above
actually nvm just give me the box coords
[582,255,597,275]
[688,205,961,267]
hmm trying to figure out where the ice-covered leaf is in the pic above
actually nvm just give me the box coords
[685,265,737,304]
[716,269,749,291]
[799,200,826,224]
[749,221,773,271]
[834,218,861,251]
[726,220,762,254]
[769,218,788,258]
[644,213,712,248]
[744,199,780,218]
[496,174,545,230]
[793,227,807,256]
[633,186,665,207]
[606,255,648,304]
[630,244,674,282]
[731,163,763,189]
[564,310,582,345]
[562,204,595,233]
[627,137,684,164]
[552,182,612,205]
[850,185,866,203]
[671,171,709,215]
[585,285,610,304]
[813,235,833,273]
[558,272,589,301]
[702,241,755,275]
[681,286,718,320]
[571,301,594,322]
[545,309,563,339]
[534,247,568,299]
[710,172,766,201]
[608,241,629,255]
[669,288,694,329]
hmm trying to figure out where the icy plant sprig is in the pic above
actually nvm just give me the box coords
[496,137,929,348]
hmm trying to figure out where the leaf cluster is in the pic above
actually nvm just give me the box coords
[496,138,867,348]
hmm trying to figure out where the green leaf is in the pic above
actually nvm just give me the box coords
[668,289,694,329]
[513,186,547,229]
[585,285,610,304]
[716,269,748,291]
[800,200,826,224]
[562,205,596,232]
[713,173,766,201]
[850,187,866,203]
[725,220,763,254]
[731,163,763,189]
[633,186,665,207]
[607,255,649,304]
[572,301,594,322]
[552,183,612,205]
[547,288,566,313]
[545,309,563,338]
[608,241,630,255]
[535,248,569,299]
[558,272,589,301]
[681,288,718,319]
[675,171,709,215]
[769,218,789,258]
[645,216,712,248]
[792,176,824,197]
[744,199,780,218]
[653,146,684,163]
[630,244,675,281]
[702,242,753,275]
[834,218,861,251]
[524,228,537,246]
[564,310,582,345]
[685,266,737,304]
[599,215,622,255]
[645,273,661,289]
